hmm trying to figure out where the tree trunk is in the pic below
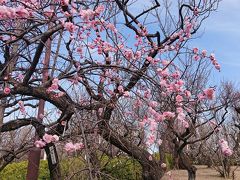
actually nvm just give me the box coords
[179,153,197,180]
[186,166,197,180]
[44,143,62,180]
[173,139,197,180]
[26,35,51,180]
[99,107,165,180]
[26,100,45,180]
[0,98,7,139]
[142,163,164,180]
[222,157,230,178]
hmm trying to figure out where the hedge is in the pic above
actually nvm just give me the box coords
[0,154,173,179]
[0,160,49,180]
[0,157,141,179]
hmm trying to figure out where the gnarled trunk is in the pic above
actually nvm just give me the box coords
[99,107,165,180]
[179,153,197,180]
[173,139,197,180]
[142,163,164,180]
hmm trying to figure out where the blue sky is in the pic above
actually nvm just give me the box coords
[129,0,240,86]
[193,0,240,85]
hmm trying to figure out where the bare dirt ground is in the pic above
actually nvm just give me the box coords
[162,165,240,180]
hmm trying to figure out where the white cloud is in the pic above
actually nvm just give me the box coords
[203,0,240,33]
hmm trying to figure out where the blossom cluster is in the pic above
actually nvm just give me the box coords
[34,133,59,148]
[0,5,31,19]
[198,88,215,100]
[64,142,84,152]
[219,139,233,156]
[46,78,65,98]
[192,47,220,71]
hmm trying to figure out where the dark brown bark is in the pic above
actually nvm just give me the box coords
[26,148,42,180]
[0,118,38,132]
[178,153,197,180]
[142,162,164,180]
[173,140,197,180]
[26,34,53,179]
[44,143,62,180]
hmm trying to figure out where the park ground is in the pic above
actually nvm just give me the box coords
[162,165,240,180]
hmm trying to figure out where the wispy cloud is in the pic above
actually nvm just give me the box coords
[202,0,240,33]
[194,0,240,83]
[123,0,240,83]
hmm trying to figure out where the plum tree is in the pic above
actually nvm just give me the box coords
[0,0,229,179]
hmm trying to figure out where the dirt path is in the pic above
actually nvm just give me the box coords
[162,165,240,180]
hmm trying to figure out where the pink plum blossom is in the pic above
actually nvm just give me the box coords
[148,155,153,161]
[18,101,26,115]
[219,139,233,156]
[3,87,10,95]
[64,142,84,152]
[123,91,130,97]
[52,78,59,84]
[61,0,69,6]
[193,55,200,61]
[42,133,59,144]
[43,133,54,144]
[176,95,183,103]
[80,9,95,20]
[185,90,191,98]
[198,94,206,101]
[163,111,175,120]
[118,85,124,93]
[74,143,84,150]
[124,50,133,60]
[157,139,163,145]
[203,88,215,100]
[52,135,59,142]
[210,53,215,60]
[193,47,198,54]
[35,140,46,148]
[95,5,105,15]
[64,22,77,33]
[51,83,59,90]
[202,49,207,57]
[149,101,158,108]
[16,6,30,18]
[64,142,75,153]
